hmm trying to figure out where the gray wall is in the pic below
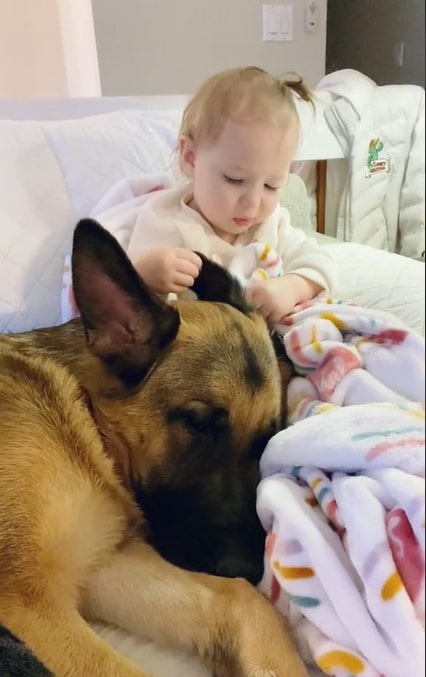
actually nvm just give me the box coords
[326,0,425,86]
[92,0,328,95]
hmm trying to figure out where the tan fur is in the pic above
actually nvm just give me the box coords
[0,224,307,677]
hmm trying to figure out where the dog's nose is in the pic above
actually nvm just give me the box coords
[215,553,265,585]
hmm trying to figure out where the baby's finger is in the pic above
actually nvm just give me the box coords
[176,258,201,280]
[178,249,203,270]
[169,272,197,292]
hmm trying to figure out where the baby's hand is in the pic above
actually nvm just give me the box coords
[134,247,202,294]
[245,277,298,325]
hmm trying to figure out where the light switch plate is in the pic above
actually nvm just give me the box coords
[262,4,293,42]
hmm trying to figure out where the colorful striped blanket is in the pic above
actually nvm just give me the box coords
[256,300,425,677]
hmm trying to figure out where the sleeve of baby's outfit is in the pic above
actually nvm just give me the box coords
[276,208,337,296]
[126,199,185,261]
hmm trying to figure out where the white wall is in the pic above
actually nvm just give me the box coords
[92,0,328,95]
[0,0,101,99]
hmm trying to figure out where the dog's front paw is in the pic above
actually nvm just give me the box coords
[230,581,309,677]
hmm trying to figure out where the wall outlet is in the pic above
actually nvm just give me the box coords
[305,1,318,32]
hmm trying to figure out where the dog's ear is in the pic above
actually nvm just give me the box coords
[191,252,252,315]
[71,218,180,385]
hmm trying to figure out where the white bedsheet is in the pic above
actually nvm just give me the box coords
[92,622,210,677]
[322,241,425,336]
[92,621,325,676]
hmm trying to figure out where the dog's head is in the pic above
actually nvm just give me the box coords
[72,219,289,584]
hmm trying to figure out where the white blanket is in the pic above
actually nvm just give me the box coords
[257,299,425,677]
[61,173,172,321]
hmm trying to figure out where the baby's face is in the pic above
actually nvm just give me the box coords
[182,116,299,242]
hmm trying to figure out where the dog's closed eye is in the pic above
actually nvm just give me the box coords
[167,401,229,436]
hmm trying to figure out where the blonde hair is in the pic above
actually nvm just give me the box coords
[179,66,314,148]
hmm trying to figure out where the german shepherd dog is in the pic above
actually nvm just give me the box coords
[0,219,307,677]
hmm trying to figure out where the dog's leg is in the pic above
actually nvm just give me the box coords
[82,539,308,677]
[0,600,154,677]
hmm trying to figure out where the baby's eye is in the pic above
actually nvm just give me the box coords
[265,184,280,191]
[223,175,243,184]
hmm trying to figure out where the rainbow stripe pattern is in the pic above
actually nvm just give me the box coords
[258,299,425,677]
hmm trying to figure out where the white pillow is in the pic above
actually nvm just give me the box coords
[0,120,74,332]
[43,109,181,217]
[0,109,181,333]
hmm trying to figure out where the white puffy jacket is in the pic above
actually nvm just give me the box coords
[294,69,425,258]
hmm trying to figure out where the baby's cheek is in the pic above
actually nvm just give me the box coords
[264,193,281,217]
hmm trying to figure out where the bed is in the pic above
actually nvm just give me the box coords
[0,93,424,677]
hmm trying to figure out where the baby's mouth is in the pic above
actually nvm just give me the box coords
[233,217,252,227]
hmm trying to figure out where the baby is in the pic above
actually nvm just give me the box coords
[127,66,336,324]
